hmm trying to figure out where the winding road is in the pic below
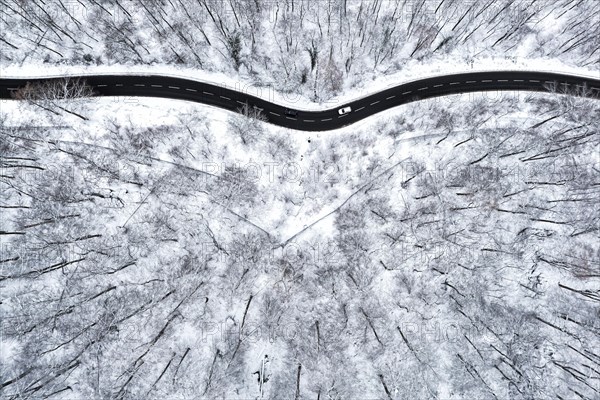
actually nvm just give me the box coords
[1,71,599,131]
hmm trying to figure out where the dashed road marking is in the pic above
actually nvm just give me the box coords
[38,75,597,128]
[269,111,280,116]
[338,114,348,118]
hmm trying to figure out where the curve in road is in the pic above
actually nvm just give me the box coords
[1,71,599,131]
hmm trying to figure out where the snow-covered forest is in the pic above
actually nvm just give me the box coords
[1,0,599,99]
[1,1,599,399]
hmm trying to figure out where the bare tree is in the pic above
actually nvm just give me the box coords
[228,103,267,145]
[13,78,95,119]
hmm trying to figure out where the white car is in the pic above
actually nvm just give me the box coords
[338,106,352,115]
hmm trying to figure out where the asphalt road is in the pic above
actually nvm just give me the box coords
[1,71,599,131]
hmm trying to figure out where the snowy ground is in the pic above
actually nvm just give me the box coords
[2,85,598,399]
[1,0,599,398]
